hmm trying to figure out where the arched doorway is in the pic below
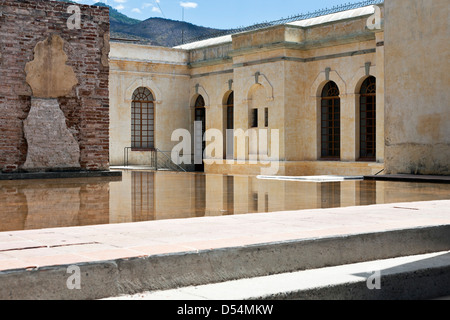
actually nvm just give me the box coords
[194,95,206,172]
[359,76,376,161]
[321,81,341,160]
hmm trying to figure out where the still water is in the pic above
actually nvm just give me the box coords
[1,170,450,232]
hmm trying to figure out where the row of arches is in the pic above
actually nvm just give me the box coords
[193,92,235,171]
[320,76,377,161]
[129,75,377,169]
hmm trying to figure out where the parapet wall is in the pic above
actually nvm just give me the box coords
[0,0,110,172]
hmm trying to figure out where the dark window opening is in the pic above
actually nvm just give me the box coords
[225,92,234,160]
[226,92,234,130]
[251,109,258,128]
[359,76,376,161]
[264,108,269,128]
[321,81,340,160]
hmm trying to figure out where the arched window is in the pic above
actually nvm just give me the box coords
[132,87,154,150]
[359,76,376,161]
[321,81,341,159]
[195,95,206,131]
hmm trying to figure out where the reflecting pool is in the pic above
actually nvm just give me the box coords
[1,170,449,232]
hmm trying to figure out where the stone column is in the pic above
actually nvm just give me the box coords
[340,93,357,161]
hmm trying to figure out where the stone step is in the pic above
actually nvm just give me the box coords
[1,224,449,300]
[106,251,450,300]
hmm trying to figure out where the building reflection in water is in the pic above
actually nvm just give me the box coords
[0,178,112,232]
[1,171,450,232]
[320,182,341,209]
[131,172,155,222]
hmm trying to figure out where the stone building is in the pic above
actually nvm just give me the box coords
[0,0,447,177]
[109,0,449,176]
[109,3,387,176]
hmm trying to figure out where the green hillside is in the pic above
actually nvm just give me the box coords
[55,0,225,47]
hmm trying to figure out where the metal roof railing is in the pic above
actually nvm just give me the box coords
[180,0,384,45]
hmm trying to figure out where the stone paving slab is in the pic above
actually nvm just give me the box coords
[0,200,449,299]
[0,200,449,273]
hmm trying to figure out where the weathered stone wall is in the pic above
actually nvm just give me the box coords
[384,0,450,175]
[108,43,190,166]
[109,6,387,176]
[0,0,110,172]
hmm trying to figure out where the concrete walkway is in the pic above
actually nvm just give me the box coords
[0,200,449,299]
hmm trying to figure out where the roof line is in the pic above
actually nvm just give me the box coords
[177,0,384,46]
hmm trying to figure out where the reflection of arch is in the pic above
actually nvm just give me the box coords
[131,171,155,221]
[125,78,162,103]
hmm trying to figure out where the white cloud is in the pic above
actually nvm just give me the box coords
[180,2,198,9]
[131,8,142,13]
[115,4,125,10]
[152,7,162,13]
[113,0,127,3]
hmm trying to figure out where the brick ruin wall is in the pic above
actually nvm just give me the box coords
[0,0,110,172]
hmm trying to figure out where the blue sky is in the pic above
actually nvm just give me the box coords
[72,0,366,29]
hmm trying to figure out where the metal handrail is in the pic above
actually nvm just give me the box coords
[155,148,187,172]
[123,147,132,167]
[123,147,188,172]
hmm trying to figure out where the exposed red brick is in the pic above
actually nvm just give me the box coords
[0,0,110,173]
